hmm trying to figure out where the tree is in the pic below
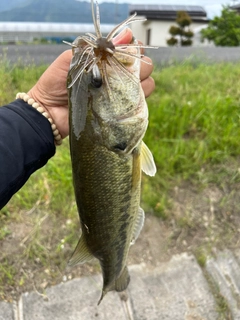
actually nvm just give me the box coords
[167,11,194,46]
[201,6,240,46]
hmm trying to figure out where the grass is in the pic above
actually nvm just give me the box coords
[1,57,240,304]
[142,62,240,215]
[151,63,240,171]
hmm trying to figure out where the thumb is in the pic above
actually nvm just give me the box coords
[113,28,133,45]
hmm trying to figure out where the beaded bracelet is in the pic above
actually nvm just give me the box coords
[16,92,62,146]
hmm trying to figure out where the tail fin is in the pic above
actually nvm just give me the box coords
[98,266,130,305]
[115,266,130,292]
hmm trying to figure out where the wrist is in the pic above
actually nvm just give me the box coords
[27,88,69,139]
[16,92,62,146]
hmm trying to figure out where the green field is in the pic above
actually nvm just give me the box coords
[1,58,240,302]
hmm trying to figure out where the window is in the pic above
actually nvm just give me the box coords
[146,28,151,45]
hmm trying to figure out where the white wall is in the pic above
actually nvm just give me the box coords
[130,15,148,44]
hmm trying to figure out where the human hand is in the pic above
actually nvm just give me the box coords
[113,29,155,98]
[28,50,71,139]
[28,28,155,139]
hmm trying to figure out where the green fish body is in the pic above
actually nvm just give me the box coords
[67,0,156,304]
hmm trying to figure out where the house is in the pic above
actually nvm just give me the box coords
[129,4,209,47]
[230,3,240,13]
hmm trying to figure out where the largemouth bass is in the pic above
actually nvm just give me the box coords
[66,0,156,304]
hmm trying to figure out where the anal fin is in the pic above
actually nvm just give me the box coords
[68,235,93,267]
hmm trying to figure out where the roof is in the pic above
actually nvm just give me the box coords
[129,4,208,21]
[230,3,240,10]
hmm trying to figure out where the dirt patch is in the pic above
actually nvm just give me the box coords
[1,177,240,302]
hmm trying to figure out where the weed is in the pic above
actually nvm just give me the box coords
[0,227,11,241]
[194,247,208,267]
[204,271,233,319]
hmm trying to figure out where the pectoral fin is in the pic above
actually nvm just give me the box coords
[130,207,145,245]
[68,235,93,267]
[141,141,157,176]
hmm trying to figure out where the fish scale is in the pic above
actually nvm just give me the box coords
[72,138,138,250]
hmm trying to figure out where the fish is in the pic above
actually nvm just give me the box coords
[66,0,156,304]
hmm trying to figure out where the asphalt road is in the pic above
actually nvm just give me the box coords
[0,44,68,65]
[1,44,240,66]
[148,46,240,65]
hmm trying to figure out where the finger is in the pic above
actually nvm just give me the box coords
[141,77,155,98]
[140,56,154,81]
[138,40,144,55]
[113,28,133,45]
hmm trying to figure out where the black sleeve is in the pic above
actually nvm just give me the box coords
[0,99,56,209]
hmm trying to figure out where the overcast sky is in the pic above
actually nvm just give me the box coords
[154,0,234,18]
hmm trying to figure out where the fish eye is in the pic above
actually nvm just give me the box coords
[91,64,102,88]
[91,76,102,88]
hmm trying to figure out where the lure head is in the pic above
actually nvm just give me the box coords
[65,0,152,90]
[94,37,115,58]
